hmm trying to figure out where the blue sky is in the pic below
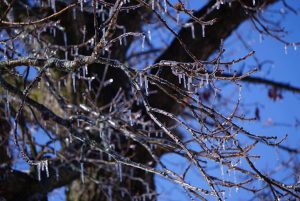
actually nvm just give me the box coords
[155,1,300,201]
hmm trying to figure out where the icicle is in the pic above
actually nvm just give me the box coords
[69,132,73,143]
[65,137,70,147]
[80,162,85,183]
[80,0,83,12]
[101,7,105,21]
[238,86,242,100]
[123,28,127,45]
[187,77,192,90]
[148,29,152,41]
[108,186,112,201]
[259,33,263,43]
[99,150,103,160]
[100,2,105,11]
[53,27,56,38]
[41,160,45,171]
[55,168,59,181]
[73,8,76,20]
[220,161,224,176]
[90,38,95,47]
[152,0,155,10]
[141,35,145,51]
[45,160,49,177]
[51,0,56,12]
[116,162,123,182]
[84,65,88,76]
[88,78,93,91]
[82,26,86,43]
[146,185,150,197]
[293,43,297,51]
[76,112,80,128]
[144,76,149,96]
[51,0,56,13]
[37,162,41,181]
[139,72,143,88]
[164,0,167,12]
[72,73,76,92]
[183,74,186,88]
[63,32,67,47]
[119,37,123,45]
[222,191,226,201]
[65,51,68,60]
[233,168,237,185]
[202,24,205,37]
[99,123,103,138]
[109,7,113,17]
[102,28,106,41]
[178,74,182,84]
[82,67,86,78]
[74,47,79,55]
[284,44,288,55]
[191,24,195,39]
[216,2,220,10]
[252,0,256,5]
[37,31,41,42]
[128,110,133,126]
[176,12,180,24]
[57,81,61,93]
[205,73,209,86]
